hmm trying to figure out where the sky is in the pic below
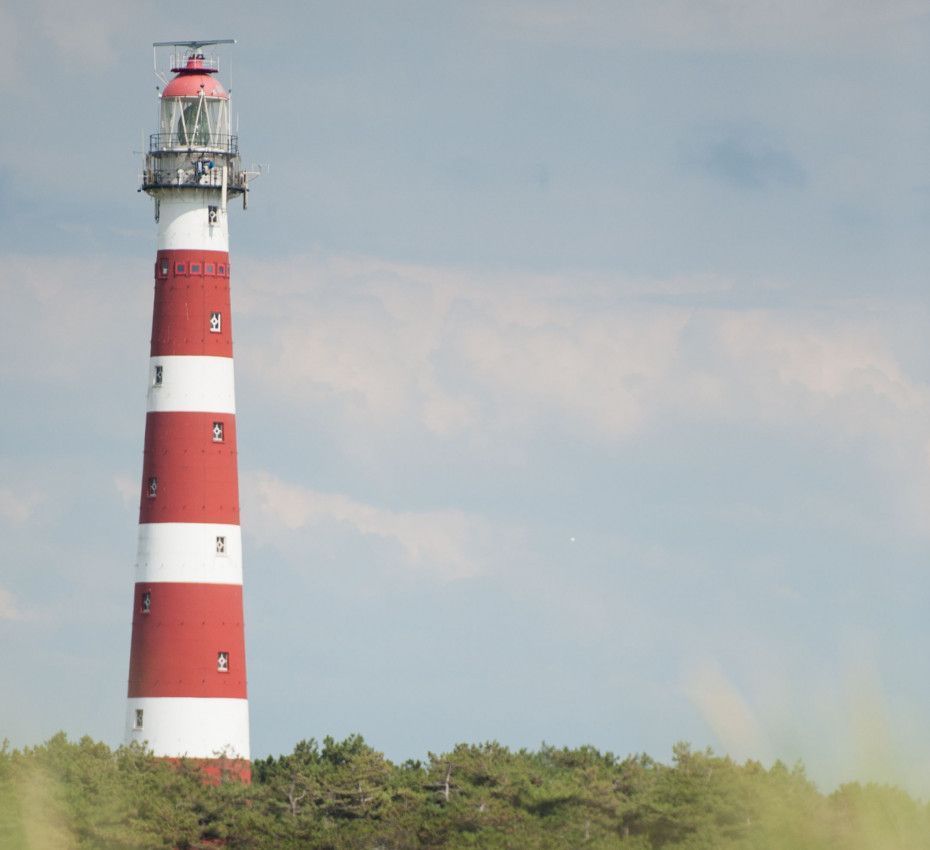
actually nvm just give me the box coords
[2,0,930,795]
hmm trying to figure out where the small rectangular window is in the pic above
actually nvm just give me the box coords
[205,263,215,275]
[212,421,224,443]
[216,535,226,555]
[208,205,219,224]
[209,311,222,334]
[159,258,169,277]
[153,365,163,387]
[217,651,229,673]
[134,709,144,730]
[175,262,186,275]
[218,264,226,276]
[191,263,201,274]
[147,477,158,498]
[140,590,151,614]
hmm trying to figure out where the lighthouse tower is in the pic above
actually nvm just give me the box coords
[126,41,250,781]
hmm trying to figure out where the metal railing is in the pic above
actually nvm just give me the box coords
[149,132,239,154]
[141,166,248,191]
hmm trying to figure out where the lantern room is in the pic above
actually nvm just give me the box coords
[142,41,247,198]
[158,54,232,152]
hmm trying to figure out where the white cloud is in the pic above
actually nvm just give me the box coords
[7,249,930,538]
[238,253,930,442]
[246,471,486,581]
[238,253,695,441]
[0,586,24,621]
[687,308,930,436]
[112,473,138,509]
[0,487,41,526]
[1,241,928,566]
[718,311,918,405]
[229,251,930,543]
[0,254,147,383]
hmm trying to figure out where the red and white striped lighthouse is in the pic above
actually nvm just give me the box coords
[126,40,251,781]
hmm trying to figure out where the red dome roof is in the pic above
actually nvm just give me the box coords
[162,57,229,100]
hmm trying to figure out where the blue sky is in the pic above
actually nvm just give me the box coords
[3,0,930,795]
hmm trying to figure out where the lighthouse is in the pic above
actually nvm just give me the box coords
[126,40,250,781]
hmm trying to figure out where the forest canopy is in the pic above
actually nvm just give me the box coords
[1,733,928,849]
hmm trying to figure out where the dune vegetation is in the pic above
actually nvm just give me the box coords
[1,734,928,849]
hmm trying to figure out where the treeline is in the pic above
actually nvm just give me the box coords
[1,733,929,849]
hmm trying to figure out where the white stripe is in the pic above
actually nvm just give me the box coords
[126,697,249,759]
[148,356,236,414]
[157,193,229,251]
[136,523,243,585]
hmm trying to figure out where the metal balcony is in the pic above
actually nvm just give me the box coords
[141,164,247,193]
[149,132,239,155]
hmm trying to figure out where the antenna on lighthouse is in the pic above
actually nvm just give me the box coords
[153,39,237,47]
[152,39,237,83]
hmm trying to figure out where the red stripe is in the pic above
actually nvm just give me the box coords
[165,757,251,784]
[139,412,239,525]
[151,249,233,357]
[128,582,247,698]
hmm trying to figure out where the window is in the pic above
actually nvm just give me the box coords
[134,709,144,730]
[205,263,215,275]
[140,591,151,614]
[191,263,201,274]
[175,262,186,275]
[212,421,224,442]
[147,477,158,498]
[208,205,219,224]
[159,258,169,277]
[215,535,226,555]
[153,365,163,387]
[209,311,222,333]
[218,264,225,276]
[217,651,229,673]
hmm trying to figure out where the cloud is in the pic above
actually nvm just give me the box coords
[7,248,930,539]
[227,250,930,545]
[236,253,929,442]
[237,253,694,442]
[0,586,24,622]
[0,254,147,384]
[0,487,42,526]
[112,474,139,509]
[246,471,487,581]
[687,130,806,191]
[714,310,920,414]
